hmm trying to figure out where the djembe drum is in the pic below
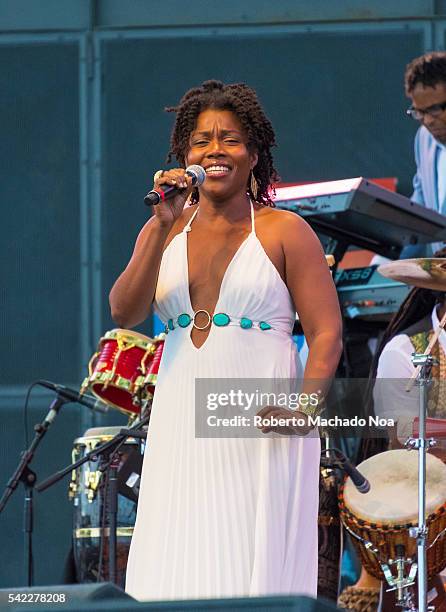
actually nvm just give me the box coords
[339,449,446,583]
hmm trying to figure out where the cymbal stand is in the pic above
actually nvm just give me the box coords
[402,310,446,610]
[380,545,418,610]
[405,351,438,612]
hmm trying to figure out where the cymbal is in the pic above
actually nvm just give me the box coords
[378,258,446,291]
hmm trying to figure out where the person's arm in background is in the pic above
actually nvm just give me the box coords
[401,127,429,258]
[411,127,425,205]
[373,335,419,442]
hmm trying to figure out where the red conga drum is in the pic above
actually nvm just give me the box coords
[81,329,157,415]
[142,334,165,400]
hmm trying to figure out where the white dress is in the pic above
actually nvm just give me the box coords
[125,203,320,601]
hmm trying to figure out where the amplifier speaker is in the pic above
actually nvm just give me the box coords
[3,591,339,612]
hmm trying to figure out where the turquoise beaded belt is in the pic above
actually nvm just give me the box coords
[166,310,272,332]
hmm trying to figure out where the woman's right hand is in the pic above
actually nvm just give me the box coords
[151,168,195,229]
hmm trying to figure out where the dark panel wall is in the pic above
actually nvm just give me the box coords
[0,43,80,386]
[0,42,81,588]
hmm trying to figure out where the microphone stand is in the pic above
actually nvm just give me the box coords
[36,414,150,584]
[0,395,68,586]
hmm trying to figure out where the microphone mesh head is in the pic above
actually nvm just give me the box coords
[186,164,206,186]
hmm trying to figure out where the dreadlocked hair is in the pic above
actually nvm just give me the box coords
[405,51,446,94]
[165,80,279,206]
[357,248,446,464]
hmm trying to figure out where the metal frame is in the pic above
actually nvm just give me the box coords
[93,19,432,41]
[0,0,440,32]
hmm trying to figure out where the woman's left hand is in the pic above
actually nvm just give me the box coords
[256,406,314,436]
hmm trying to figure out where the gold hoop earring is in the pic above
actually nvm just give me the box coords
[250,170,259,200]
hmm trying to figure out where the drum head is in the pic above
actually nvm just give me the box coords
[74,426,141,446]
[344,449,446,524]
[82,426,124,438]
[102,328,154,349]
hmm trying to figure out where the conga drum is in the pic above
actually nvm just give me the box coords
[69,427,143,586]
[142,334,165,400]
[339,449,446,583]
[81,329,159,416]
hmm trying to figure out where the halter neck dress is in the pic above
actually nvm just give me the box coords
[125,202,320,601]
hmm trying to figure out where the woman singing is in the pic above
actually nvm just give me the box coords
[110,80,342,601]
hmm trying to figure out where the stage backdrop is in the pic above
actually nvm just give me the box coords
[1,0,445,587]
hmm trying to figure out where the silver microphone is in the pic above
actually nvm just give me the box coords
[144,164,206,206]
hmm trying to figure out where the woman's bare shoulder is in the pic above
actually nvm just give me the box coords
[255,205,314,240]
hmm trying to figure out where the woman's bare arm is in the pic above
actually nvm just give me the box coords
[109,216,172,328]
[256,212,342,435]
[282,212,343,388]
[109,168,194,328]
